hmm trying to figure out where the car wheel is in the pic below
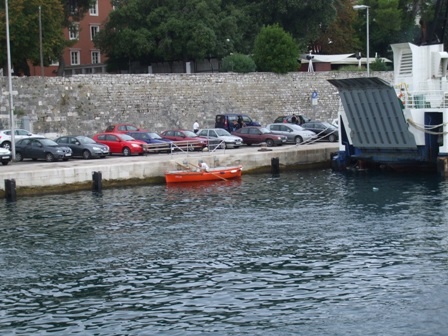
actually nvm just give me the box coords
[1,161,9,165]
[266,139,275,147]
[46,153,55,162]
[1,141,11,150]
[122,147,131,156]
[328,134,337,142]
[295,136,303,144]
[82,149,92,159]
[15,152,23,162]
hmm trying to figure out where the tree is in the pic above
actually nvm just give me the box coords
[252,24,298,74]
[253,0,338,52]
[311,0,359,54]
[221,53,256,73]
[0,0,66,76]
[95,0,249,72]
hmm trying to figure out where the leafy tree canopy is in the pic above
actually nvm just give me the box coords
[252,24,299,74]
[0,0,66,75]
[95,0,248,70]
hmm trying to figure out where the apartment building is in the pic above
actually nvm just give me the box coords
[29,0,113,77]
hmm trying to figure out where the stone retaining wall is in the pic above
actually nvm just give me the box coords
[0,71,393,135]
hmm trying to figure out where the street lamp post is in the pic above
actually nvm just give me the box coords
[353,4,370,77]
[5,0,16,160]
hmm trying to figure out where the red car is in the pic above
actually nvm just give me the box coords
[105,124,144,133]
[160,129,208,151]
[92,132,147,156]
[232,126,287,146]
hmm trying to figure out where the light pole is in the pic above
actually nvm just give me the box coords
[353,4,370,77]
[39,6,44,77]
[5,0,16,160]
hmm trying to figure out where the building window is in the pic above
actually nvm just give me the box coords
[71,51,80,65]
[90,25,99,40]
[89,0,98,16]
[69,23,79,40]
[69,0,78,15]
[91,51,100,64]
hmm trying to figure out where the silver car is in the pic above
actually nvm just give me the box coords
[266,123,317,144]
[197,128,243,149]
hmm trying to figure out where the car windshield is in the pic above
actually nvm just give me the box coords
[215,129,231,136]
[182,130,197,137]
[118,134,135,141]
[41,139,58,146]
[149,132,162,139]
[259,127,271,134]
[321,122,337,129]
[77,136,96,144]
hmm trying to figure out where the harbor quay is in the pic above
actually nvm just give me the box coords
[0,143,338,198]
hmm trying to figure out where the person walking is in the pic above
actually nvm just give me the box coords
[193,120,200,134]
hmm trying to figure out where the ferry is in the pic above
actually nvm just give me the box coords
[329,41,448,175]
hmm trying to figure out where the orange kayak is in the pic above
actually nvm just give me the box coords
[165,165,243,183]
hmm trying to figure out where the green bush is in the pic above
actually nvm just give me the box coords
[370,58,390,71]
[252,24,298,74]
[221,53,256,73]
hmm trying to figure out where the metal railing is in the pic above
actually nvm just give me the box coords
[141,139,226,155]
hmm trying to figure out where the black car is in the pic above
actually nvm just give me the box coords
[301,121,339,142]
[55,135,110,159]
[273,115,311,125]
[15,137,72,162]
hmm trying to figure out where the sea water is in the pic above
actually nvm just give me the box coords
[1,169,448,335]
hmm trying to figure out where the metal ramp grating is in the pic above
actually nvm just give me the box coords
[328,77,417,149]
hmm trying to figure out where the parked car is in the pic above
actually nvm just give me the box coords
[301,121,339,142]
[15,137,72,162]
[105,124,143,133]
[0,129,40,150]
[215,114,260,132]
[126,131,173,153]
[273,115,311,125]
[92,132,147,156]
[197,128,243,149]
[0,147,12,165]
[159,129,208,151]
[266,123,317,144]
[231,126,287,146]
[54,135,110,159]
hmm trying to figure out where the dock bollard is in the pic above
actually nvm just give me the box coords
[271,157,280,177]
[92,171,102,192]
[5,179,17,202]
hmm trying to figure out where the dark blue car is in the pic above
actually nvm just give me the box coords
[126,131,173,153]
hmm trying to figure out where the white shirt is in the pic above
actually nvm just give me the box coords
[200,162,209,171]
[193,122,199,130]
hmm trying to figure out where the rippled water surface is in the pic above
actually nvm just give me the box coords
[1,169,448,335]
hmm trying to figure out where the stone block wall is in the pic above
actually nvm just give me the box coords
[0,71,393,136]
